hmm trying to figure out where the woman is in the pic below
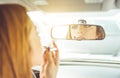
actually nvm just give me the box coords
[0,4,59,78]
[66,25,105,40]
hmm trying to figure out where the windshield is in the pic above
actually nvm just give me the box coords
[28,11,120,63]
[26,0,120,78]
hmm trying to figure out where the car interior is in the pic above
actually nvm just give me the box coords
[1,0,120,78]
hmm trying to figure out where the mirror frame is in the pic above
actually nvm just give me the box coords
[51,24,105,40]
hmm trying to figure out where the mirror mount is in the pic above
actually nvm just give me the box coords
[78,19,87,24]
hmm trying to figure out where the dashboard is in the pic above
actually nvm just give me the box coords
[57,65,120,78]
[32,61,120,78]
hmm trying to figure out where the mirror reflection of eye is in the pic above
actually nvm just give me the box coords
[71,25,77,29]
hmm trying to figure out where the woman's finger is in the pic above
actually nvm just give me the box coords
[51,52,56,64]
[41,50,47,74]
[52,41,59,57]
[43,48,48,64]
[46,47,53,64]
[52,41,59,66]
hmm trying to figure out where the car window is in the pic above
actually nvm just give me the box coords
[28,11,120,61]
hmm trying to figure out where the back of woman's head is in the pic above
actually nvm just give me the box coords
[0,4,32,78]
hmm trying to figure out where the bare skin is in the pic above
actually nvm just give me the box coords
[40,42,59,78]
[29,25,59,78]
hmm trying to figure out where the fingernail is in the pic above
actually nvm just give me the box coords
[47,47,50,51]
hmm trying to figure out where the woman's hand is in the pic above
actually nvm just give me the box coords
[40,41,59,78]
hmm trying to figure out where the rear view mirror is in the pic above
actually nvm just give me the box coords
[51,24,105,40]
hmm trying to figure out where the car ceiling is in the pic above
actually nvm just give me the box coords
[0,0,120,12]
